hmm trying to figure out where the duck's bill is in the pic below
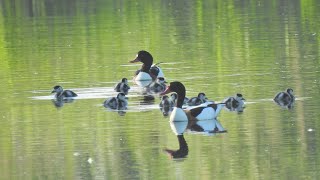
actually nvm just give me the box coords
[129,57,140,63]
[160,86,171,95]
[51,90,55,93]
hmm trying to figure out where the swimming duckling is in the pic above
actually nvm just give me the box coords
[51,85,77,99]
[274,88,295,109]
[170,93,189,106]
[223,93,245,111]
[159,95,174,116]
[114,78,130,94]
[147,77,167,94]
[103,93,128,110]
[187,93,208,106]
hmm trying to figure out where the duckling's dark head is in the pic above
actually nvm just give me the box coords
[198,92,206,97]
[286,88,294,94]
[121,78,128,83]
[161,81,186,108]
[236,93,245,100]
[52,85,63,93]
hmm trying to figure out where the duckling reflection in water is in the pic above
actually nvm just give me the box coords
[222,93,245,112]
[273,88,295,109]
[164,135,189,159]
[51,98,75,108]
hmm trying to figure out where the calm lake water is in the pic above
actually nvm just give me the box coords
[1,0,320,179]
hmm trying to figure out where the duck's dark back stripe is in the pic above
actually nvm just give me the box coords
[189,107,206,117]
[207,103,218,111]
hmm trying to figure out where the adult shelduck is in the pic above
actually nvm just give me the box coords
[160,81,225,122]
[129,50,164,81]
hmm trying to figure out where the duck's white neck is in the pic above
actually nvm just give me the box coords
[170,107,188,122]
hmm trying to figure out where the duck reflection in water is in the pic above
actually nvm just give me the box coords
[164,134,189,159]
[273,88,295,109]
[187,118,227,134]
[164,119,227,159]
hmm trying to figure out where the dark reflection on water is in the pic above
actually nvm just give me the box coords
[51,98,76,108]
[164,135,189,159]
[165,119,227,160]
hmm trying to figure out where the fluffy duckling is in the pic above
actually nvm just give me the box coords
[223,93,245,111]
[114,78,130,94]
[103,93,128,110]
[51,85,77,99]
[147,77,167,94]
[274,88,295,109]
[159,95,174,116]
[187,93,208,106]
[170,93,189,106]
[160,95,174,107]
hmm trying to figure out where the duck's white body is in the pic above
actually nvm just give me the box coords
[186,103,225,120]
[135,72,152,81]
[170,107,188,122]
